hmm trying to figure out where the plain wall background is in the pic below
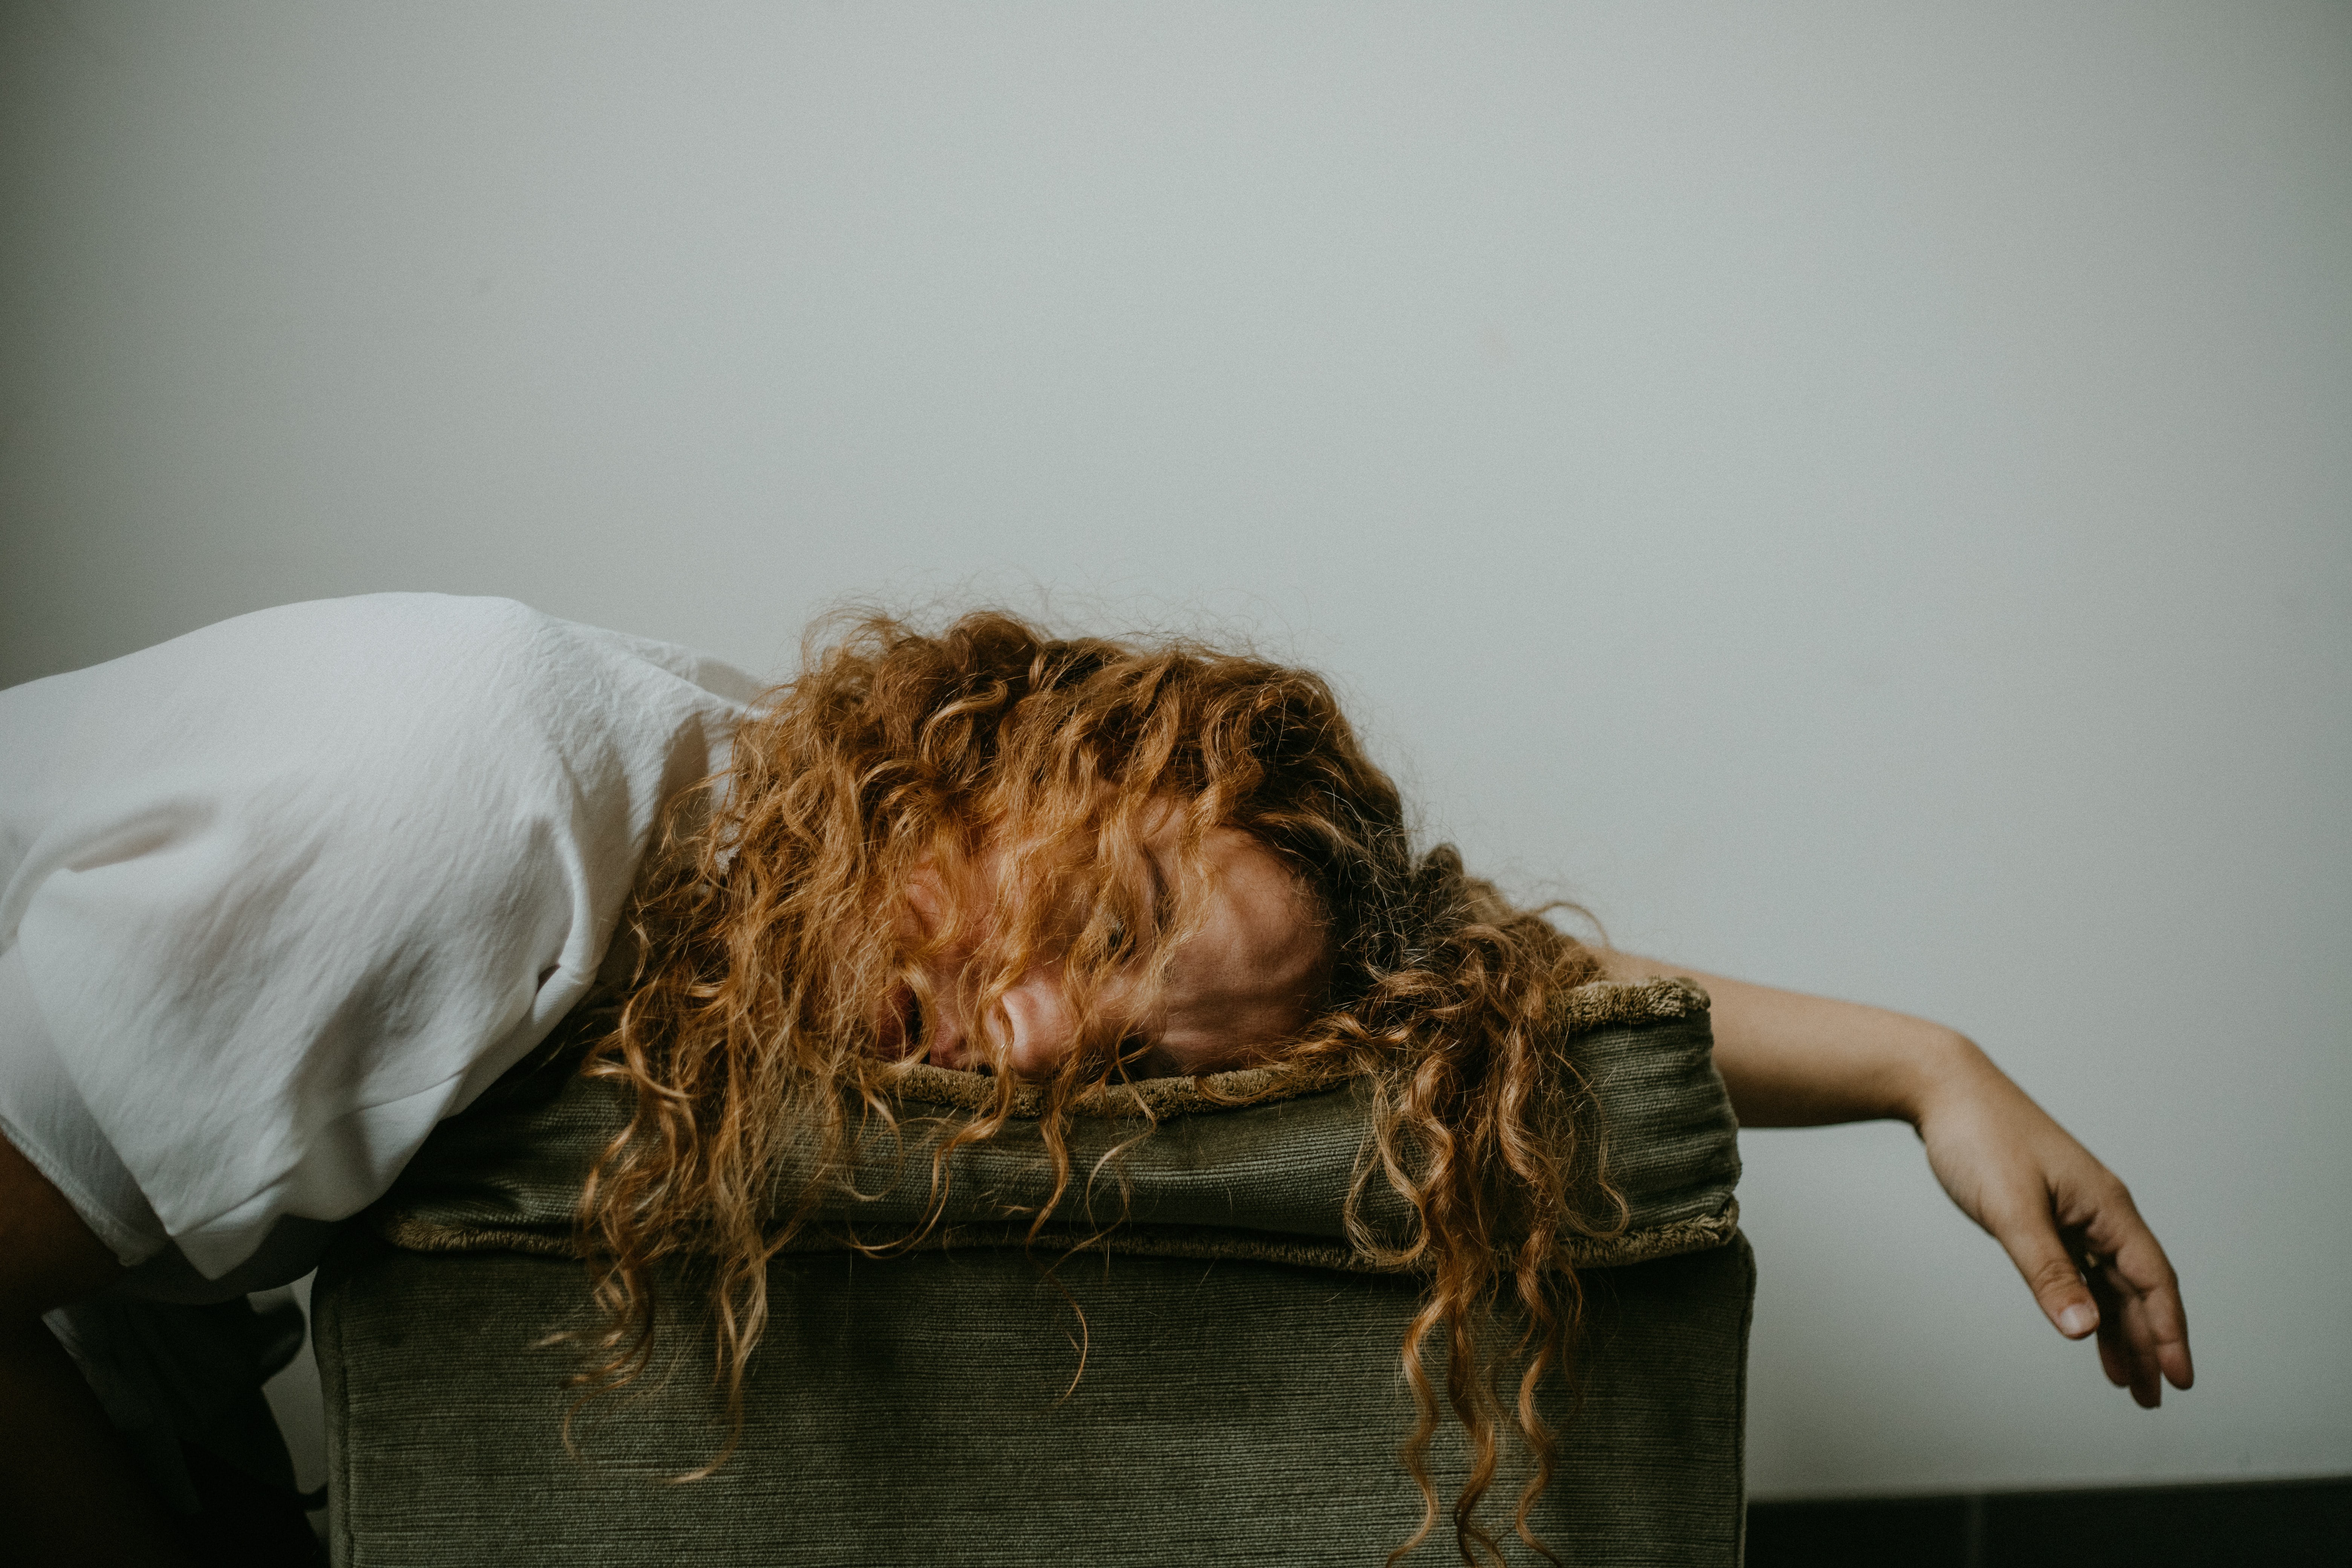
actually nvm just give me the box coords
[3,0,2346,1501]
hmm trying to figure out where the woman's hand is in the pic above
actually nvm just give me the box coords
[1599,950,2193,1404]
[1910,1040,2193,1406]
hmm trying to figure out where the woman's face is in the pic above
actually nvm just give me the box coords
[898,823,1331,1079]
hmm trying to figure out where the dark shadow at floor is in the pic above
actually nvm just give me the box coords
[1747,1474,2349,1568]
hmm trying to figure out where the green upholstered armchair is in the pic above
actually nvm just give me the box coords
[313,978,1749,1565]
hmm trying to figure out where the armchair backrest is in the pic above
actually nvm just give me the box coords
[316,978,1750,1565]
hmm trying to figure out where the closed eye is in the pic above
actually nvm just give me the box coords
[1119,1036,1181,1080]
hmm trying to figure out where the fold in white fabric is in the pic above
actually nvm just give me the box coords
[0,941,169,1263]
[0,594,759,1281]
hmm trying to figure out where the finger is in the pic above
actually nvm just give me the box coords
[2115,1294,2163,1406]
[2127,1260,2194,1394]
[2079,1251,2136,1389]
[1986,1194,2100,1340]
[2089,1295,2129,1390]
[2091,1269,2161,1407]
[2107,1257,2191,1399]
[2080,1242,2182,1407]
[2087,1208,2194,1394]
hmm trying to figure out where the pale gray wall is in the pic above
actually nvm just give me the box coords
[4,0,2347,1500]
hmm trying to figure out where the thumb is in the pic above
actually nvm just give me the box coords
[1991,1197,2099,1340]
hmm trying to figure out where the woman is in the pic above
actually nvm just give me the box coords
[0,595,2191,1564]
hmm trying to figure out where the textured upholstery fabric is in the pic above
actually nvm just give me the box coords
[316,978,1752,1565]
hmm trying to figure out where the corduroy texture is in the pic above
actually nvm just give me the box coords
[318,1234,1752,1566]
[372,978,1736,1271]
[316,978,1752,1565]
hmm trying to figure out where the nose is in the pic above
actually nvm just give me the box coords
[923,964,1083,1077]
[996,967,1080,1076]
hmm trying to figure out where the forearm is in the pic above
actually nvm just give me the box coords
[1596,949,2191,1404]
[1597,949,1984,1128]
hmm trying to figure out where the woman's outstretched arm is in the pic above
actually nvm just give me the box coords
[0,1132,194,1566]
[1598,951,2194,1409]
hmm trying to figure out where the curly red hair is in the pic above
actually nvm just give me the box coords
[576,609,1620,1565]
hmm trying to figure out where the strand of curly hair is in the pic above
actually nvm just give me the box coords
[568,609,1625,1566]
